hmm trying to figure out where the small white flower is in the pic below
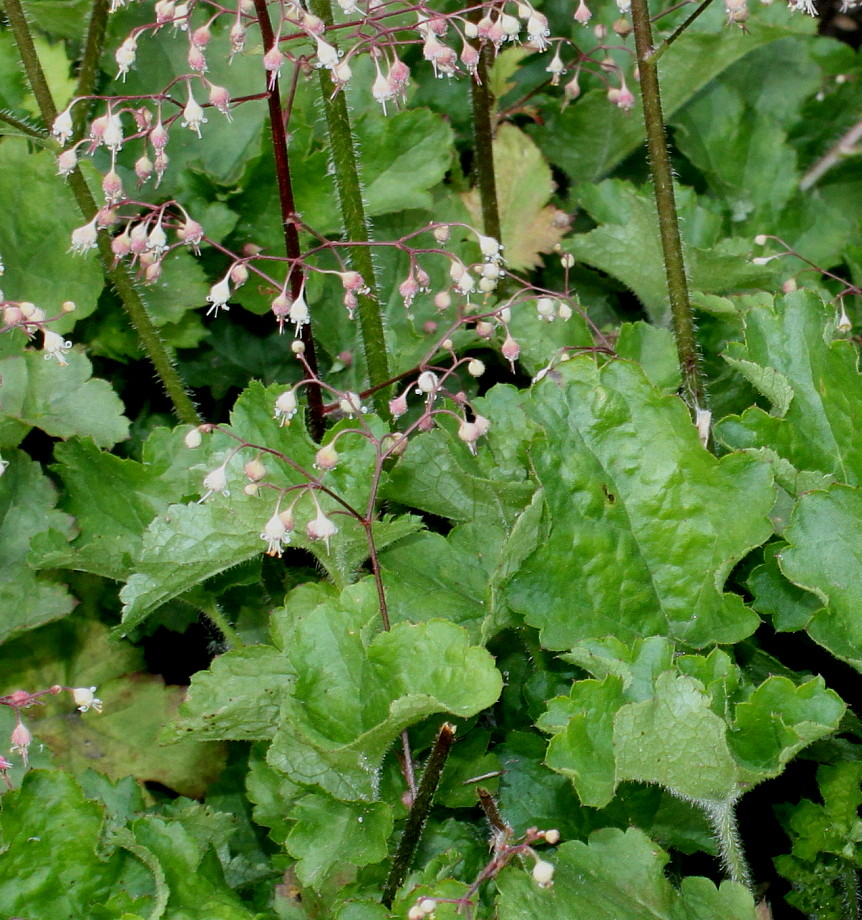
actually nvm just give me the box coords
[102,113,124,152]
[43,329,73,365]
[182,88,207,136]
[289,289,310,335]
[316,38,340,69]
[115,35,138,80]
[206,275,232,316]
[70,216,99,254]
[416,370,438,394]
[274,390,298,425]
[532,858,554,887]
[260,510,291,557]
[476,234,502,261]
[338,392,363,416]
[184,427,203,449]
[57,148,78,177]
[200,463,229,501]
[306,506,338,551]
[72,687,103,712]
[52,107,75,144]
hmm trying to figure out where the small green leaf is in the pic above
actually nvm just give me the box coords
[716,291,862,486]
[268,596,502,800]
[285,793,393,890]
[0,349,129,449]
[780,485,862,670]
[0,450,75,643]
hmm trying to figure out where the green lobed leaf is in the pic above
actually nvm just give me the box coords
[267,595,502,800]
[533,15,814,183]
[0,450,76,643]
[0,348,129,449]
[538,638,844,809]
[495,827,757,920]
[285,792,394,891]
[779,485,862,671]
[0,770,119,919]
[118,493,268,633]
[29,437,190,581]
[503,357,775,650]
[167,645,296,742]
[562,181,774,325]
[715,291,862,486]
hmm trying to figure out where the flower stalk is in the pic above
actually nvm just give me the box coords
[630,0,707,414]
[3,0,200,425]
[252,0,327,440]
[307,0,391,418]
[382,722,456,907]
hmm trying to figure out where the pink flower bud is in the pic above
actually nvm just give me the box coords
[502,333,520,369]
[314,443,339,470]
[209,84,232,118]
[57,148,78,177]
[135,154,154,183]
[187,45,207,73]
[389,392,409,418]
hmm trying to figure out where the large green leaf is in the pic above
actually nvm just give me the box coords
[267,591,502,800]
[0,770,118,919]
[495,827,757,920]
[503,357,775,650]
[715,291,862,486]
[780,485,862,671]
[538,638,844,808]
[533,13,814,182]
[563,181,774,325]
[0,450,76,643]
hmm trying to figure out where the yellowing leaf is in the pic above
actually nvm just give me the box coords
[461,124,568,271]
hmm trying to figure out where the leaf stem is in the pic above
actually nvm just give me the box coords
[703,799,752,890]
[630,0,707,412]
[252,0,326,441]
[197,598,244,650]
[3,0,200,425]
[382,722,456,907]
[307,0,391,418]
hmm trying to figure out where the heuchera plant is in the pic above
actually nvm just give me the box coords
[1,0,862,912]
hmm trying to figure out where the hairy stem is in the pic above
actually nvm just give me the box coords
[703,799,752,890]
[382,723,456,907]
[307,0,391,418]
[252,0,326,441]
[73,0,110,136]
[197,598,244,650]
[630,0,707,412]
[469,37,501,241]
[3,0,200,425]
